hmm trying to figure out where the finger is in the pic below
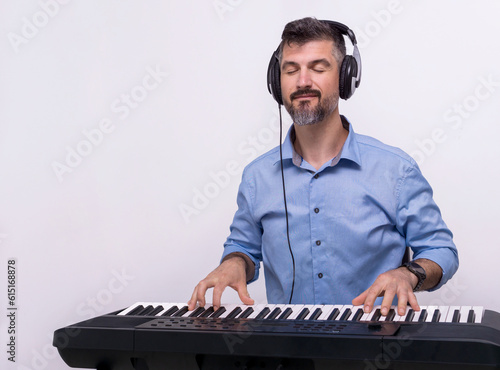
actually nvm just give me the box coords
[363,286,383,314]
[187,286,199,311]
[236,284,254,306]
[194,281,208,309]
[396,290,409,316]
[407,290,420,312]
[212,285,225,311]
[352,290,368,309]
[380,287,396,316]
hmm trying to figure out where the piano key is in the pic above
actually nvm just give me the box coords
[217,304,240,319]
[384,309,396,322]
[278,307,293,320]
[445,306,461,322]
[392,306,410,322]
[459,306,472,323]
[296,307,311,320]
[315,305,340,320]
[287,305,305,320]
[247,304,271,319]
[308,307,323,321]
[267,307,282,320]
[418,309,428,322]
[199,306,214,318]
[467,309,475,323]
[370,308,382,322]
[437,306,450,323]
[423,306,439,323]
[225,306,243,319]
[123,304,145,316]
[238,306,254,318]
[472,306,484,323]
[326,307,340,320]
[337,305,353,321]
[404,309,415,322]
[172,306,189,317]
[188,307,205,317]
[210,306,227,318]
[351,308,364,321]
[161,305,180,317]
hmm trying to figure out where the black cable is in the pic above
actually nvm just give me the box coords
[278,104,295,304]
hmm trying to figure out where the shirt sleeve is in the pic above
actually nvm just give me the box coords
[395,163,459,291]
[221,168,263,283]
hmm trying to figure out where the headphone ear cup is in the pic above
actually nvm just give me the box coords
[267,51,283,105]
[339,55,358,100]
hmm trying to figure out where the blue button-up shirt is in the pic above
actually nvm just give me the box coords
[222,117,458,304]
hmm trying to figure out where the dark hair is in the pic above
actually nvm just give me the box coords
[278,17,346,68]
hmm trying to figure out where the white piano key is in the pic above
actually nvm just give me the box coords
[287,304,305,319]
[117,301,145,315]
[472,306,484,323]
[337,305,353,320]
[393,305,411,322]
[318,304,343,320]
[424,306,438,322]
[434,306,449,322]
[363,305,381,321]
[459,306,472,323]
[217,304,240,318]
[445,305,461,322]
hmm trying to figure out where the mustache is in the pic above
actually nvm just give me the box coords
[290,89,321,101]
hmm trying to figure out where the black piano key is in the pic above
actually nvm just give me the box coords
[172,306,189,317]
[404,309,414,322]
[199,307,214,318]
[266,307,282,320]
[452,309,460,323]
[431,309,441,322]
[255,307,271,319]
[239,307,254,318]
[160,306,179,317]
[277,308,293,319]
[188,307,205,317]
[467,309,476,323]
[136,305,155,316]
[418,309,428,322]
[371,309,382,322]
[351,308,364,321]
[127,305,145,316]
[308,308,323,321]
[385,309,396,322]
[296,308,310,320]
[339,308,352,321]
[210,307,226,318]
[150,305,165,316]
[327,308,340,320]
[226,307,242,319]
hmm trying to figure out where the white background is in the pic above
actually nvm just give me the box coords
[1,1,499,369]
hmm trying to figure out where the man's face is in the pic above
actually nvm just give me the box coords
[280,39,340,126]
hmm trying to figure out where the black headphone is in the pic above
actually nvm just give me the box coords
[267,20,362,105]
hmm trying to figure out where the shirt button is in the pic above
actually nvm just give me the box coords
[314,208,320,213]
[314,174,319,179]
[316,240,321,246]
[318,273,323,279]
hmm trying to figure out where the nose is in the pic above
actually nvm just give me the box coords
[297,68,312,89]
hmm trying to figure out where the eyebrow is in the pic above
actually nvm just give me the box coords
[281,58,332,71]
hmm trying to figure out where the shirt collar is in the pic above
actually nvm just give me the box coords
[274,115,362,168]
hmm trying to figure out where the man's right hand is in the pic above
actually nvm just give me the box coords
[188,254,254,311]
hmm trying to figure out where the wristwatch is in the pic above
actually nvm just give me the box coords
[403,261,426,292]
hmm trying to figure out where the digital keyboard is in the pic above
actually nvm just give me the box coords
[53,302,500,370]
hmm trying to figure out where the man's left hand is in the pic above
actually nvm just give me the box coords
[352,266,420,316]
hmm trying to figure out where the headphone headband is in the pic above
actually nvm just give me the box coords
[267,19,362,104]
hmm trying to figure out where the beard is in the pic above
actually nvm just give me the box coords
[284,88,339,126]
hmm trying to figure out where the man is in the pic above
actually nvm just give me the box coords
[188,17,458,318]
